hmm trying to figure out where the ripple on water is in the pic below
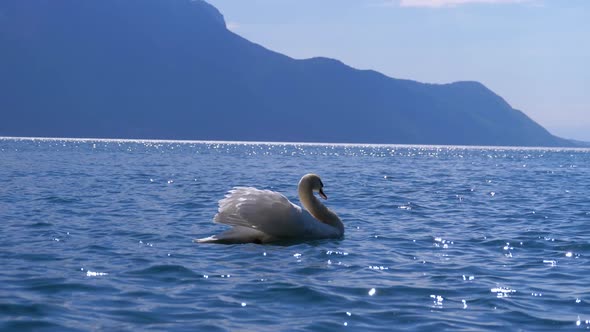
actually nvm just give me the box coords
[1,139,590,330]
[125,264,200,280]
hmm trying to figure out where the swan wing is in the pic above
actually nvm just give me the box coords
[214,187,308,239]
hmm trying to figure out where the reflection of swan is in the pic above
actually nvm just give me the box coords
[196,174,344,244]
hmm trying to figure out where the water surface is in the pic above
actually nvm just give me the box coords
[1,138,589,331]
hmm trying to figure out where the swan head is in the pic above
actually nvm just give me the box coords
[300,173,327,200]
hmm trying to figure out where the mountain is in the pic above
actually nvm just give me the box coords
[0,0,575,147]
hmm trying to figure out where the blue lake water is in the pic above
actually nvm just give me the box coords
[1,137,590,331]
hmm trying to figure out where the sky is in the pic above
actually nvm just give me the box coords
[206,0,589,141]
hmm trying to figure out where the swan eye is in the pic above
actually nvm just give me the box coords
[319,180,324,188]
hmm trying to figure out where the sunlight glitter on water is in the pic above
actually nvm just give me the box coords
[543,260,558,267]
[491,287,516,298]
[430,295,444,308]
[2,138,590,331]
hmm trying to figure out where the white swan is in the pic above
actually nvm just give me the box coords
[196,174,344,244]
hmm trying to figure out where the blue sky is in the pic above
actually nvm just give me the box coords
[207,0,589,141]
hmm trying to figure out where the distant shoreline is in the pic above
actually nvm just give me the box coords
[2,136,589,151]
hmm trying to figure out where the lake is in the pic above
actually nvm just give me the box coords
[1,137,589,331]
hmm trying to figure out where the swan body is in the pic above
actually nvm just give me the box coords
[196,174,343,244]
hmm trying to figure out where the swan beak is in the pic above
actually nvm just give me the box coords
[319,188,328,200]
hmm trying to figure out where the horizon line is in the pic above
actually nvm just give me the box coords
[1,136,588,151]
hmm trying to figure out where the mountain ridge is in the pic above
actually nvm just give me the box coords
[0,0,577,147]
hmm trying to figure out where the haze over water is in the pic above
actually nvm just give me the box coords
[1,138,589,331]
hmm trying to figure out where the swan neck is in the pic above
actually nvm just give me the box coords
[298,185,323,218]
[298,181,344,235]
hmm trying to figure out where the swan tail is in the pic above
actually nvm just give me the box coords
[195,226,271,244]
[194,235,222,244]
